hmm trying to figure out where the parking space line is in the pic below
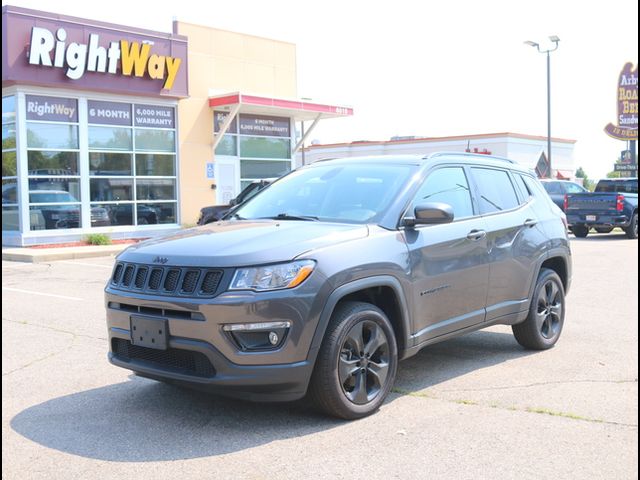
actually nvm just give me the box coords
[2,287,83,301]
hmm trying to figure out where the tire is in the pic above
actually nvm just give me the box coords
[572,225,589,238]
[308,301,398,420]
[512,268,565,350]
[595,227,613,234]
[624,213,638,239]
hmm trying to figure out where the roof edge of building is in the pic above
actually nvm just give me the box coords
[306,132,577,149]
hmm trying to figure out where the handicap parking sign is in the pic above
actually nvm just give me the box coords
[206,162,215,179]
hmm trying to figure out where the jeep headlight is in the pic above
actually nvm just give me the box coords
[230,260,315,291]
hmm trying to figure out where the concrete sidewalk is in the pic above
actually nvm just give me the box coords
[2,243,130,263]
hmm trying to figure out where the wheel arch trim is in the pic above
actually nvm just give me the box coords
[308,276,412,363]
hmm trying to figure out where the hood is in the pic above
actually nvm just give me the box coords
[119,220,369,267]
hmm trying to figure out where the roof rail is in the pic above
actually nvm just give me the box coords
[424,151,517,164]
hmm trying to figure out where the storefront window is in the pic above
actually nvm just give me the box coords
[3,96,19,231]
[2,124,16,149]
[215,135,236,156]
[137,202,176,224]
[25,95,81,230]
[2,151,17,177]
[26,123,79,149]
[28,151,78,175]
[239,137,290,159]
[90,178,133,201]
[135,154,175,176]
[88,126,132,150]
[135,129,175,152]
[89,152,132,176]
[214,112,293,191]
[136,178,176,200]
[89,100,177,226]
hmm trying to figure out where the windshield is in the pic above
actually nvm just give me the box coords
[234,163,414,224]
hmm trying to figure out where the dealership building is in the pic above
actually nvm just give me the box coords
[2,5,352,246]
[298,133,576,177]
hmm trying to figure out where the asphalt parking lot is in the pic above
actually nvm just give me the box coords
[2,233,638,479]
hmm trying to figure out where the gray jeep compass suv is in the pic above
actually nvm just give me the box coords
[106,153,572,419]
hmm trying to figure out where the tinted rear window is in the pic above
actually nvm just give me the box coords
[595,180,638,193]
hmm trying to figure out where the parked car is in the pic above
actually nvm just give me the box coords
[197,178,274,225]
[107,204,160,226]
[565,178,638,238]
[28,191,110,229]
[540,179,587,211]
[106,153,571,419]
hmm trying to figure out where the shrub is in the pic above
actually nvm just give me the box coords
[84,233,112,245]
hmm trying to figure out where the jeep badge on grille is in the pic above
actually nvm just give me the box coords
[153,256,169,264]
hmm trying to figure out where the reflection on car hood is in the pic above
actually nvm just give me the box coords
[118,220,369,267]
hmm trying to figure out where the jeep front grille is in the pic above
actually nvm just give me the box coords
[110,262,223,298]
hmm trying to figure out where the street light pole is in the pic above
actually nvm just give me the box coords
[525,36,560,178]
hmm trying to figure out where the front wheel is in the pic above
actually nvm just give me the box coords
[624,213,638,239]
[308,301,398,419]
[512,268,565,350]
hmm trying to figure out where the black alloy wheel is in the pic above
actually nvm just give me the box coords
[535,279,563,340]
[338,320,391,405]
[309,301,398,419]
[512,268,565,350]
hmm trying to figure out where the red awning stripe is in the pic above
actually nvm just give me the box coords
[208,93,352,116]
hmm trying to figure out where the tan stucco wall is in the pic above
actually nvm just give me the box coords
[174,21,297,224]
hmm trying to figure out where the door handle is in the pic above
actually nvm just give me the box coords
[524,218,538,228]
[467,229,486,240]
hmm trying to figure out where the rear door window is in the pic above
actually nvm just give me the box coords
[471,168,520,214]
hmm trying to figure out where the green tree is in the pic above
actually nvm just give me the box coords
[575,167,595,191]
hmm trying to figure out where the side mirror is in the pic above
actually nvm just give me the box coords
[404,202,454,227]
[228,198,237,207]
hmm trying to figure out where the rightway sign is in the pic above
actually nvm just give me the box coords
[604,63,638,140]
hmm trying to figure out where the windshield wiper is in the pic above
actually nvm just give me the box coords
[227,212,246,220]
[261,213,319,221]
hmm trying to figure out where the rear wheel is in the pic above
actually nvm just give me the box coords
[624,214,638,239]
[512,268,565,350]
[309,301,398,419]
[595,227,613,234]
[572,225,589,238]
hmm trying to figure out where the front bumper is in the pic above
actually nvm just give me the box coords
[105,275,329,401]
[108,330,315,401]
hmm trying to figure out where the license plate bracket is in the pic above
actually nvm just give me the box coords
[586,215,597,222]
[130,315,168,350]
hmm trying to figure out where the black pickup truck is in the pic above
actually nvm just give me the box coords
[565,178,638,239]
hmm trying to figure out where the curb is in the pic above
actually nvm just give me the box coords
[2,244,130,263]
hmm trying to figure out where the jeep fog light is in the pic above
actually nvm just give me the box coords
[223,321,290,350]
